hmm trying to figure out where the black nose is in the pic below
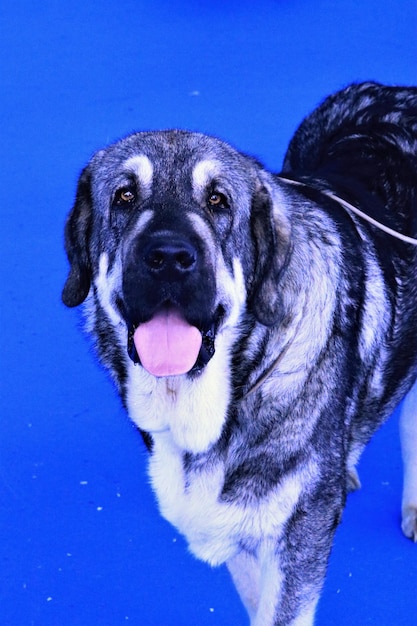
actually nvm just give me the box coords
[143,238,197,281]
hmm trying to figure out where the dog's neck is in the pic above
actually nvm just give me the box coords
[277,176,417,246]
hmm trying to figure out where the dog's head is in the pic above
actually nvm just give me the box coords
[62,131,291,378]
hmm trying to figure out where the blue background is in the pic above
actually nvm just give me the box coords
[1,1,416,624]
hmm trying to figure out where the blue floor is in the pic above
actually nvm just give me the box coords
[1,1,416,624]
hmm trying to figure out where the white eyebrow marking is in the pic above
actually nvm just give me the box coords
[192,159,222,191]
[124,155,154,192]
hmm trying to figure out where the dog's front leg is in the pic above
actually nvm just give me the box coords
[228,541,290,626]
[227,550,261,621]
[255,540,321,626]
[228,490,341,626]
[400,380,417,541]
[227,537,323,626]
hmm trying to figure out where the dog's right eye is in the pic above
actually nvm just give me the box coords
[114,187,136,206]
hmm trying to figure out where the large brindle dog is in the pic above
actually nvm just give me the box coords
[62,82,417,625]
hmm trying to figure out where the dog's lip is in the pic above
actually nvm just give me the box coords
[125,303,223,375]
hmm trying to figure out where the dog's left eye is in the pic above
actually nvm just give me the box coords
[208,192,229,209]
[114,187,136,205]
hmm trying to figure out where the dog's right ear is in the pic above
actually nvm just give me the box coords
[62,167,93,307]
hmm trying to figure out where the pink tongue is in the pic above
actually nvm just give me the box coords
[133,307,202,377]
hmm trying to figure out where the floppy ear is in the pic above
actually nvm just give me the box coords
[248,172,291,326]
[61,167,93,307]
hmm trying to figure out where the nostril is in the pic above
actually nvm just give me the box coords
[176,250,196,270]
[146,250,166,270]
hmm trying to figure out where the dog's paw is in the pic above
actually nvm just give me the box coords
[346,467,361,492]
[401,505,417,542]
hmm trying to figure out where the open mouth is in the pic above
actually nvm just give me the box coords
[126,304,217,377]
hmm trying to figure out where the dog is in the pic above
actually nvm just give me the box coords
[62,82,417,625]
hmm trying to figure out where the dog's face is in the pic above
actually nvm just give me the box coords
[62,130,291,378]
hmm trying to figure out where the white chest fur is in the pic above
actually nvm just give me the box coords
[147,428,318,567]
[148,431,237,565]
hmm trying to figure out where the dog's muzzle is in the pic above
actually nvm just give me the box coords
[121,232,218,377]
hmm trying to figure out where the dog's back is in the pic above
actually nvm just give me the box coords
[282,81,417,410]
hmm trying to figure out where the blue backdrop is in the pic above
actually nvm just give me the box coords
[1,1,416,624]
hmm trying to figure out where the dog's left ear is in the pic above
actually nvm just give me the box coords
[248,171,291,326]
[62,167,93,308]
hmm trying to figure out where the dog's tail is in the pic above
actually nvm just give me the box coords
[281,82,417,224]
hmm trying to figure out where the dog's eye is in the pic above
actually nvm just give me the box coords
[114,187,136,205]
[208,192,229,209]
